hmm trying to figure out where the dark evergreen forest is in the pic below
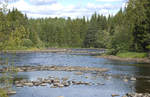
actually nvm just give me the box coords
[0,0,150,54]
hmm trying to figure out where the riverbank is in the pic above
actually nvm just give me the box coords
[1,48,150,63]
[0,48,105,55]
[97,55,150,63]
[0,48,67,53]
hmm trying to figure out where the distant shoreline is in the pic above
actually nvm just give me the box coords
[97,55,150,64]
[0,48,105,54]
[1,49,150,64]
[0,49,67,53]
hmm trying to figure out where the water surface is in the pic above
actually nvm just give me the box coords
[0,51,150,97]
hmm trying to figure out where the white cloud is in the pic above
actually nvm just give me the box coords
[29,0,57,5]
[8,0,125,18]
[96,0,123,2]
[87,2,121,10]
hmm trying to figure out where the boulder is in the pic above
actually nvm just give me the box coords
[24,82,33,87]
[40,83,47,86]
[123,79,128,82]
[7,90,16,95]
[130,77,136,81]
[16,84,23,87]
[111,94,119,97]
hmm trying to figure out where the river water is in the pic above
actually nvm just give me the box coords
[0,49,150,97]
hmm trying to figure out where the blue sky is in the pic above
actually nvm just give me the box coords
[8,0,127,18]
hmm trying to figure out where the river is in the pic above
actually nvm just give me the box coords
[0,49,150,97]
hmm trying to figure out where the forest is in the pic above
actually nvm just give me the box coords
[0,0,150,55]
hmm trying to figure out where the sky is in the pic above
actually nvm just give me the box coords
[7,0,127,18]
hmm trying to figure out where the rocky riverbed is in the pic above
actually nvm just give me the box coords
[1,65,150,97]
[123,93,150,97]
[1,51,150,97]
[14,76,94,88]
[13,74,150,97]
[0,65,109,73]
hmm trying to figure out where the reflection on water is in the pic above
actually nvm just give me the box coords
[0,51,150,97]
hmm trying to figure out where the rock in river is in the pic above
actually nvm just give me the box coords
[16,84,23,87]
[24,82,33,87]
[7,90,16,95]
[111,94,119,97]
[130,77,136,81]
[123,93,150,97]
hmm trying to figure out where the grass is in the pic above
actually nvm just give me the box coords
[0,88,8,97]
[116,52,148,58]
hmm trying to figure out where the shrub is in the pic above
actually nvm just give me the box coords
[22,39,34,47]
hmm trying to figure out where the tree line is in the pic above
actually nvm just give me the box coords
[0,0,150,54]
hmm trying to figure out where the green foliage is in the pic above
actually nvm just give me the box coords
[125,0,150,51]
[22,39,33,47]
[0,88,8,97]
[146,45,150,50]
[0,0,150,54]
[116,52,148,58]
[96,30,110,48]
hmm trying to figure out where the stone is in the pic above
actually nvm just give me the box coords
[123,93,150,97]
[42,79,51,83]
[15,81,20,84]
[7,90,16,95]
[24,82,33,87]
[62,77,68,81]
[123,79,128,82]
[40,83,47,86]
[50,85,57,88]
[17,68,24,72]
[53,83,60,86]
[111,94,119,97]
[62,81,69,87]
[34,82,40,86]
[130,77,136,81]
[53,79,60,83]
[74,72,83,75]
[58,84,64,88]
[48,76,54,78]
[97,83,105,85]
[16,84,23,87]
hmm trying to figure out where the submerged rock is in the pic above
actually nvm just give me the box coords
[24,82,33,87]
[40,83,47,86]
[62,77,69,81]
[14,75,99,88]
[62,81,70,87]
[5,65,109,73]
[123,79,128,82]
[111,94,119,97]
[7,90,16,95]
[123,93,150,97]
[74,72,83,75]
[16,84,23,87]
[130,77,136,81]
[50,85,57,88]
[33,82,41,86]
